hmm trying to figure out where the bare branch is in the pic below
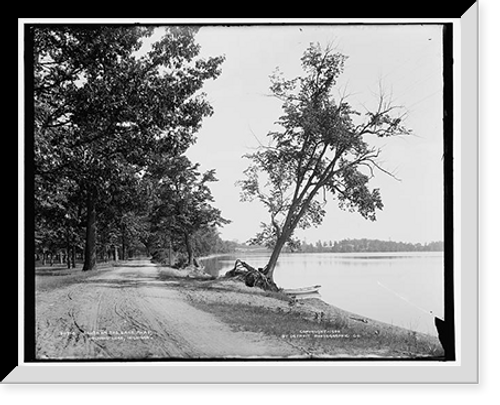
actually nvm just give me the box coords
[364,157,401,181]
[357,162,376,179]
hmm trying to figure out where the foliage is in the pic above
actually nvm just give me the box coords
[239,43,411,280]
[148,155,230,265]
[299,238,444,253]
[32,26,229,269]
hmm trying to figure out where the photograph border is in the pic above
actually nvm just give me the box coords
[8,8,479,382]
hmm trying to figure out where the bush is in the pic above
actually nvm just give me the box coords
[151,249,170,265]
[173,254,188,269]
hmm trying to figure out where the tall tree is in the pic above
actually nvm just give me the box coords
[239,43,411,283]
[33,26,224,270]
[150,155,230,266]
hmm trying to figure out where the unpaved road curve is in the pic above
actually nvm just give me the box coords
[35,260,299,360]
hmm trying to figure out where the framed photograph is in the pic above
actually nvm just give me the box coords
[10,7,478,383]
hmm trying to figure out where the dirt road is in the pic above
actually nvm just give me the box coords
[35,260,299,360]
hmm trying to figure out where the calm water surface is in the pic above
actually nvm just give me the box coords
[201,252,444,336]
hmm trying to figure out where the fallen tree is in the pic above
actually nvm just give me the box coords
[225,259,279,292]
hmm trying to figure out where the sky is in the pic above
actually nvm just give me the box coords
[160,25,445,244]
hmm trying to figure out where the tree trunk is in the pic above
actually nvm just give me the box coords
[184,233,194,267]
[266,198,319,281]
[121,223,127,262]
[66,243,71,269]
[265,233,289,282]
[168,237,173,267]
[83,190,97,271]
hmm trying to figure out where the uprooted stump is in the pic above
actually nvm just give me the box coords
[225,259,279,292]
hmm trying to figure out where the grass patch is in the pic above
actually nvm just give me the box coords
[35,266,114,292]
[209,302,348,336]
[189,299,444,359]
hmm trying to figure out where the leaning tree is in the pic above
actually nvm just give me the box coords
[236,43,411,287]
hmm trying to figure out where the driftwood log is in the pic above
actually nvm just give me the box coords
[225,259,279,292]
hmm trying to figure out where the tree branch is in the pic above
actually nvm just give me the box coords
[364,157,401,181]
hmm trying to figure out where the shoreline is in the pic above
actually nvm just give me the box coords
[174,275,445,359]
[197,253,235,262]
[196,253,441,337]
[35,260,445,359]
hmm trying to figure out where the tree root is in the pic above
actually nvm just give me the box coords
[225,259,279,292]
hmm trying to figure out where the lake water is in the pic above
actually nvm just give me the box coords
[201,252,444,336]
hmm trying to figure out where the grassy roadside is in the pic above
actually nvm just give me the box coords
[34,260,445,359]
[179,277,445,359]
[35,262,119,292]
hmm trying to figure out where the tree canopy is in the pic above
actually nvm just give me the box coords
[148,155,230,266]
[32,26,228,270]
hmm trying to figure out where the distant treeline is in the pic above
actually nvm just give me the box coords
[297,238,444,253]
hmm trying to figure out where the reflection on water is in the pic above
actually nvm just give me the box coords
[201,252,444,336]
[201,255,237,277]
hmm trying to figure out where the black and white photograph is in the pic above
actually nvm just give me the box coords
[26,22,455,364]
